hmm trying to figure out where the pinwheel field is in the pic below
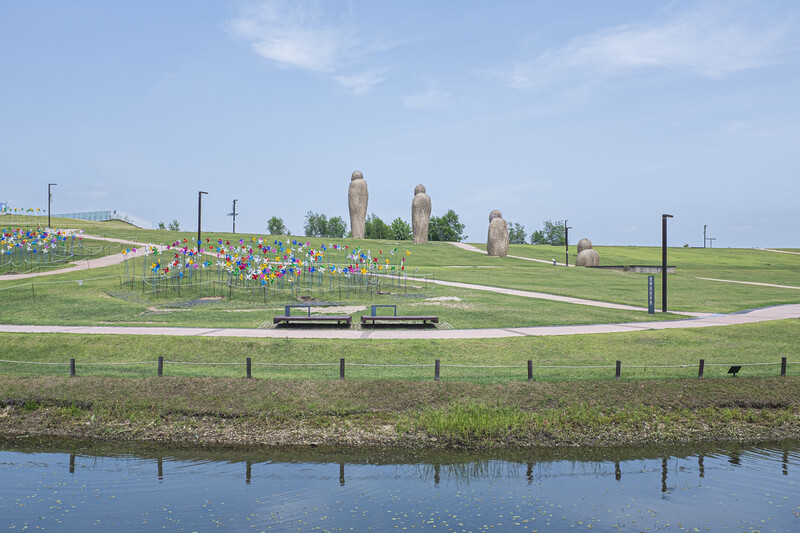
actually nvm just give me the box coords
[1,215,799,448]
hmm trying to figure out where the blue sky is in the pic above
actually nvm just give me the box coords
[1,1,798,247]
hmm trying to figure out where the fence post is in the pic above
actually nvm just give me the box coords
[434,359,440,381]
[698,359,704,379]
[527,360,533,382]
[246,357,252,379]
[158,356,163,377]
[781,357,787,377]
[615,360,621,380]
[70,358,76,378]
[340,358,345,380]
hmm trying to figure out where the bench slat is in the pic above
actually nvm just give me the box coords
[274,315,352,325]
[361,315,438,324]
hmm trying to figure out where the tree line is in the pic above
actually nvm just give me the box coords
[267,210,467,241]
[160,211,565,245]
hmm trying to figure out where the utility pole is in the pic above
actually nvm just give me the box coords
[228,199,238,234]
[703,225,707,248]
[197,191,208,246]
[47,183,57,227]
[564,220,572,266]
[707,237,716,248]
[662,214,673,313]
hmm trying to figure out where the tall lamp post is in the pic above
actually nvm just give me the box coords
[47,183,57,227]
[564,220,572,266]
[662,214,673,313]
[228,199,238,234]
[197,191,208,246]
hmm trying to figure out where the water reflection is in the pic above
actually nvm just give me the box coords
[1,439,798,532]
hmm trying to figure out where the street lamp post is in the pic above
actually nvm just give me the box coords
[662,214,673,312]
[47,183,57,227]
[564,220,572,266]
[228,199,238,234]
[197,191,208,246]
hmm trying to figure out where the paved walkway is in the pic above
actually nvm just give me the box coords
[760,248,800,256]
[450,241,568,266]
[1,304,798,340]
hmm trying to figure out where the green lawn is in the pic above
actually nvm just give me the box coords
[1,318,797,382]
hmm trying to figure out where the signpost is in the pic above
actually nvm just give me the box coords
[648,275,655,314]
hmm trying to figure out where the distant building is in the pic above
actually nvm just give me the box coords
[54,210,154,229]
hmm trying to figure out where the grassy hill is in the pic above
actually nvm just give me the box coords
[2,216,799,448]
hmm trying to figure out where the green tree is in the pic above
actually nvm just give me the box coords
[326,216,347,238]
[542,219,566,245]
[303,211,328,237]
[509,222,527,244]
[364,213,390,239]
[168,219,180,231]
[157,220,166,230]
[389,218,412,240]
[428,210,466,242]
[530,230,546,245]
[530,220,565,245]
[267,216,288,235]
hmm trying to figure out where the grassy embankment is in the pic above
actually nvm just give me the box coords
[1,217,799,447]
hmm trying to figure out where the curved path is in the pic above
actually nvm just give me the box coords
[2,236,799,340]
[1,304,799,340]
[0,234,165,282]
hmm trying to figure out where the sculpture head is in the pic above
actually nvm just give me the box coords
[489,209,503,222]
[414,184,426,195]
[351,170,364,181]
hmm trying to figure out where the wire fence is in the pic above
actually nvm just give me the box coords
[1,357,795,382]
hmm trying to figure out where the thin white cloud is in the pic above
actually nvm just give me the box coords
[335,71,386,95]
[402,87,450,109]
[502,3,798,88]
[228,0,388,93]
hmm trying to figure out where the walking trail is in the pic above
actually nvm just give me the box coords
[2,236,799,340]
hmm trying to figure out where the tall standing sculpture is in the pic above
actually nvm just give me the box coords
[486,209,509,257]
[348,170,368,239]
[411,184,431,244]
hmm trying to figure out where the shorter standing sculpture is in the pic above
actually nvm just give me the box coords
[348,170,368,239]
[486,209,509,257]
[411,184,431,244]
[575,237,600,266]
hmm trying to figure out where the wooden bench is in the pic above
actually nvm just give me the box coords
[361,315,438,325]
[273,304,352,326]
[360,304,438,326]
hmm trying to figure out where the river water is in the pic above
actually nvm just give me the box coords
[1,440,798,531]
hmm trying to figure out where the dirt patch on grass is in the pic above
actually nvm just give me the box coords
[143,307,190,314]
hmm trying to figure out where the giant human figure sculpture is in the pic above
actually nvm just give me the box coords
[411,184,431,244]
[348,170,368,239]
[575,238,600,266]
[486,209,509,257]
